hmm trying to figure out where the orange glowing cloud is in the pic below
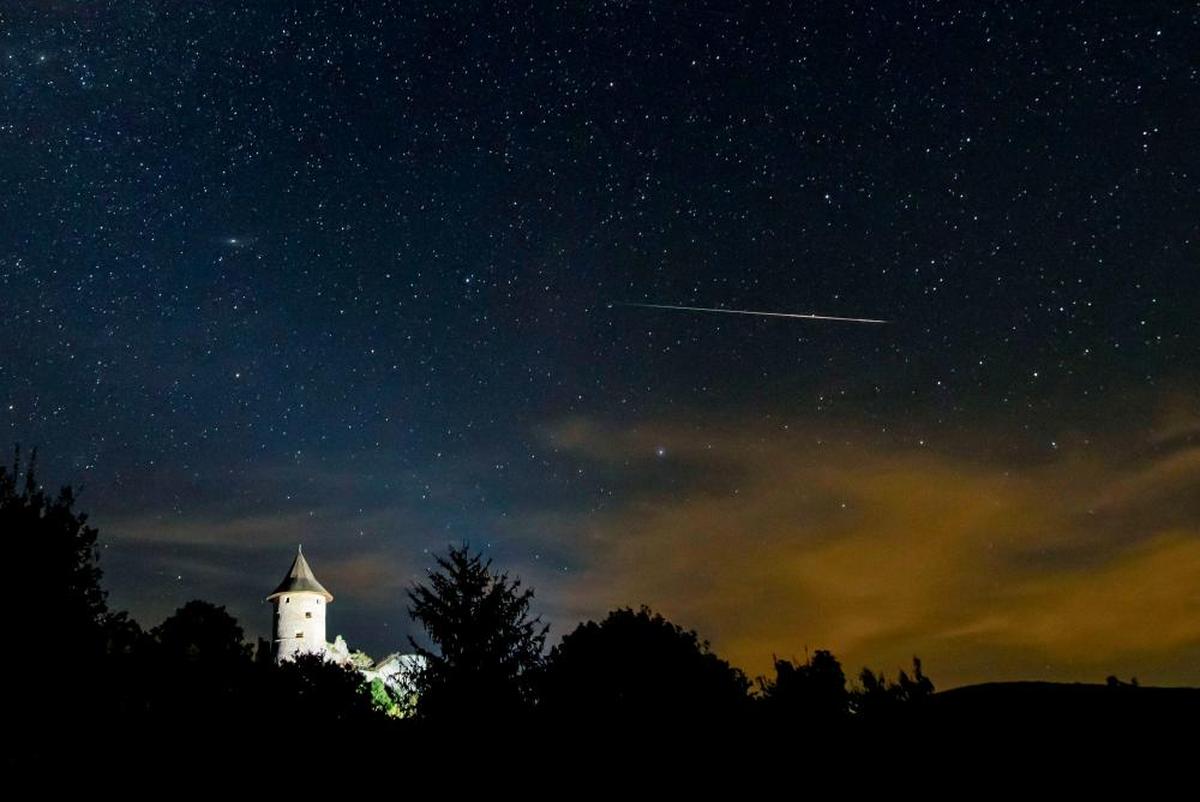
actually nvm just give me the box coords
[519,414,1200,688]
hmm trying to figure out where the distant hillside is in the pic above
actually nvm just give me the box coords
[926,681,1200,731]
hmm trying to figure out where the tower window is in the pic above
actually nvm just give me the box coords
[305,612,312,619]
[295,632,304,638]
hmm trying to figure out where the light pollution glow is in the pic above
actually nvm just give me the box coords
[103,405,1200,689]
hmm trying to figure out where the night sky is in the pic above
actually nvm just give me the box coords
[3,2,1199,687]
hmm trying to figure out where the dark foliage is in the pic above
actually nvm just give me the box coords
[266,651,387,727]
[406,543,548,723]
[134,599,257,728]
[852,656,936,720]
[3,448,112,658]
[152,599,254,666]
[539,605,752,727]
[1,448,135,731]
[1106,674,1139,688]
[758,649,850,725]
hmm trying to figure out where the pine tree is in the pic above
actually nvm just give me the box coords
[406,544,547,723]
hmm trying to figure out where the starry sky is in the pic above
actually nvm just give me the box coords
[3,2,1199,687]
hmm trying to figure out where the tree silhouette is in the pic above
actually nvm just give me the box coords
[152,599,253,667]
[852,656,935,720]
[894,656,935,703]
[539,606,751,727]
[139,600,255,729]
[266,651,387,727]
[3,448,111,656]
[2,447,131,734]
[758,649,850,725]
[406,544,548,723]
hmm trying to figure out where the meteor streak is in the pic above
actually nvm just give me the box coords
[617,302,888,325]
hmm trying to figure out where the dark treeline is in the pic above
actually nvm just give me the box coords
[6,452,1197,776]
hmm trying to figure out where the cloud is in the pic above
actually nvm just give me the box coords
[321,551,421,605]
[104,510,325,548]
[523,414,1200,688]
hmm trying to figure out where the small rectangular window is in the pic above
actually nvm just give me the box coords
[305,612,313,619]
[296,632,304,638]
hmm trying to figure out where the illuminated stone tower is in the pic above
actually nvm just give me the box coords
[267,546,334,663]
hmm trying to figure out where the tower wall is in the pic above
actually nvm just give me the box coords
[271,591,328,663]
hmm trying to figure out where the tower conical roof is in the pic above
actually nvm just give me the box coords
[267,546,333,602]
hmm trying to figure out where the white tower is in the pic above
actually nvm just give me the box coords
[267,546,334,663]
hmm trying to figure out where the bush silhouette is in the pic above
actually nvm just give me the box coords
[539,606,751,727]
[266,651,386,728]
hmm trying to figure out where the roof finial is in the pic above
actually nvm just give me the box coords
[298,543,303,554]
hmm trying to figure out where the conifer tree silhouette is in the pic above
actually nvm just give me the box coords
[406,544,547,723]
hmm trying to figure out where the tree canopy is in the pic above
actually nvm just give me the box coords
[3,448,111,657]
[539,605,752,726]
[406,543,548,722]
[152,599,253,667]
[853,657,936,720]
[758,649,850,725]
